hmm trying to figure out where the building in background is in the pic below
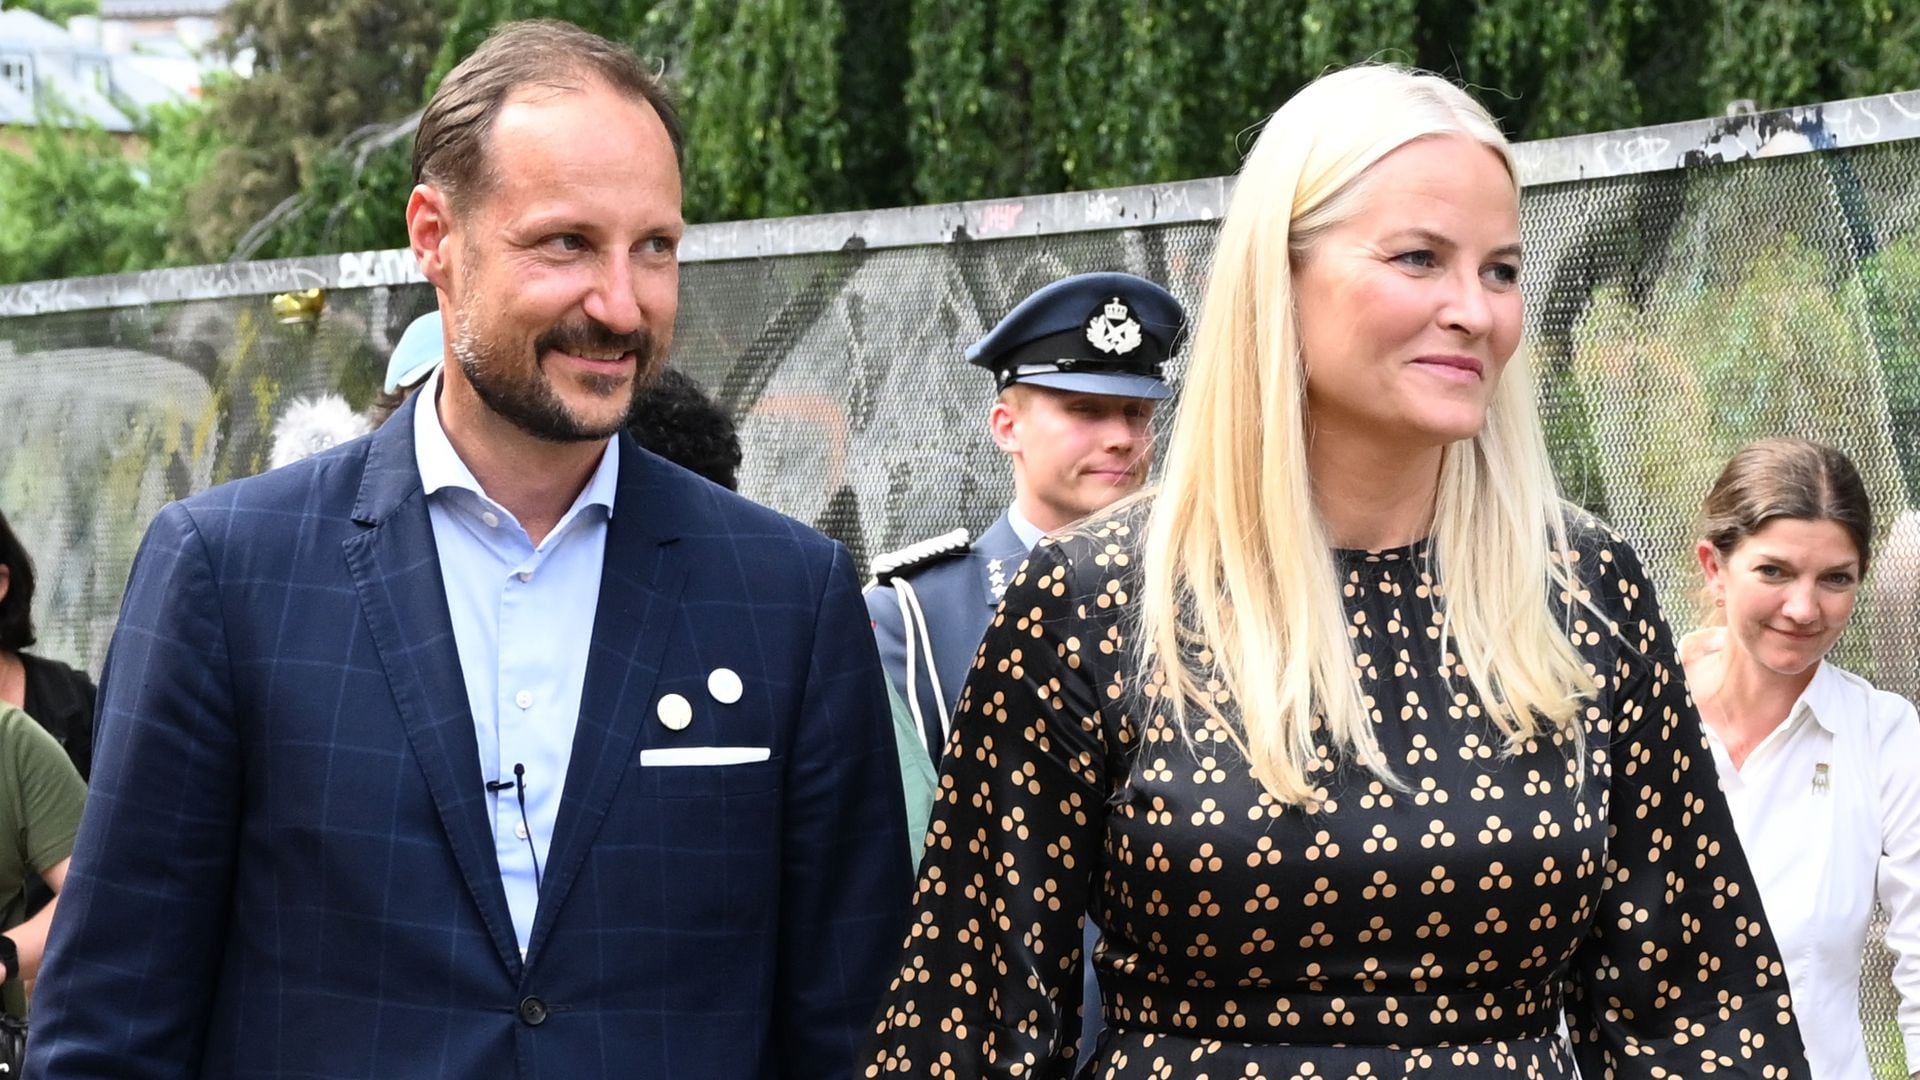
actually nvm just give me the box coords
[0,2,233,152]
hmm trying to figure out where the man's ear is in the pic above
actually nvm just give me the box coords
[988,395,1021,454]
[0,563,10,607]
[407,184,458,292]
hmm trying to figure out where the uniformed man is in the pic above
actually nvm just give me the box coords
[866,270,1182,1060]
[866,271,1181,762]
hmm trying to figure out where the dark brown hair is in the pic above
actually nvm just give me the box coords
[0,508,37,651]
[413,19,683,210]
[1699,438,1873,616]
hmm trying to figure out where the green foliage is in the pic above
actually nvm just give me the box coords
[1460,0,1645,138]
[1858,234,1920,501]
[0,97,216,284]
[1,0,97,23]
[12,0,1920,279]
[904,0,1063,202]
[176,0,454,262]
[677,0,851,220]
[1570,228,1910,636]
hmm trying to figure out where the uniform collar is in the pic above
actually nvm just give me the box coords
[413,368,619,519]
[1006,503,1045,551]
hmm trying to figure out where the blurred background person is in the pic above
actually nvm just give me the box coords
[1681,438,1920,1080]
[863,270,1180,1059]
[626,366,744,490]
[865,271,1179,765]
[863,64,1806,1079]
[0,512,88,1027]
[367,309,444,430]
[0,509,93,781]
[0,697,85,1020]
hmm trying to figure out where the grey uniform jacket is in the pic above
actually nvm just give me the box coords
[865,510,1109,1060]
[865,512,1030,764]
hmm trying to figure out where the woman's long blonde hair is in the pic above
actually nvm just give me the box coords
[1138,64,1592,805]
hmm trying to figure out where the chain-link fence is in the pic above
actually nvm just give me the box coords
[4,90,1919,1074]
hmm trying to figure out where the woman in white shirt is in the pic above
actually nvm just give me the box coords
[1682,437,1920,1080]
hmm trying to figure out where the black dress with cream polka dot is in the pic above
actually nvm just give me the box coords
[862,506,1805,1079]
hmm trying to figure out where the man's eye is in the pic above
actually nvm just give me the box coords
[550,234,586,252]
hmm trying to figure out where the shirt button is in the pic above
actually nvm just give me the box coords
[515,690,533,710]
[514,821,529,840]
[481,511,500,528]
[517,996,548,1026]
[516,571,532,583]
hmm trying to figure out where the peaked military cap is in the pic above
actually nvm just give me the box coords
[965,271,1183,400]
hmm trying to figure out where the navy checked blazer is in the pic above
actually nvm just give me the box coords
[28,393,910,1079]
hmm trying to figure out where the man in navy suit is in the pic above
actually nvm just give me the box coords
[29,20,908,1079]
[865,272,1182,1064]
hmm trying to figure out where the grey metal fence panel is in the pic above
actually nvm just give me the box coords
[3,90,1919,1075]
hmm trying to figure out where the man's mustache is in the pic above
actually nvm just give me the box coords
[535,320,654,361]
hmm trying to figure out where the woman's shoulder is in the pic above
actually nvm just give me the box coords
[1555,507,1659,611]
[1031,498,1150,574]
[1813,662,1919,736]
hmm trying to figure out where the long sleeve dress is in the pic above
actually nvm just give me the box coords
[860,507,1808,1079]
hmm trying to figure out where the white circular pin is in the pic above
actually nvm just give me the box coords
[656,693,693,731]
[707,667,743,705]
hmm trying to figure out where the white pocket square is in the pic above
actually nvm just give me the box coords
[640,746,772,767]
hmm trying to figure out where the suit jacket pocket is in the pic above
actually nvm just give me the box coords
[632,755,781,798]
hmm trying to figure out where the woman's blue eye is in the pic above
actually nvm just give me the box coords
[1394,250,1437,268]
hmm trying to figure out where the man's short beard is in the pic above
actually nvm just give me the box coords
[451,301,659,444]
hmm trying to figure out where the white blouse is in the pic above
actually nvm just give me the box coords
[1702,659,1920,1080]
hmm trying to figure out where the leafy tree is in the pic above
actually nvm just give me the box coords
[903,0,1064,203]
[1459,0,1644,139]
[177,0,453,262]
[0,97,218,284]
[0,0,97,24]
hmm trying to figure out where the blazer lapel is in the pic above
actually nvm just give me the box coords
[526,438,689,962]
[340,395,523,978]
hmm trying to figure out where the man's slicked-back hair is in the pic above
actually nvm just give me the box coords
[413,19,683,211]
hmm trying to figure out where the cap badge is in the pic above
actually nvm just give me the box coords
[1086,297,1143,355]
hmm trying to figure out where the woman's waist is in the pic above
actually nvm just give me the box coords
[1101,976,1563,1046]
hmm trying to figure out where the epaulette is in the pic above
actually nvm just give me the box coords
[869,528,971,585]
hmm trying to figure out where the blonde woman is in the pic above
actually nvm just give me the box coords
[1681,440,1920,1080]
[861,64,1806,1079]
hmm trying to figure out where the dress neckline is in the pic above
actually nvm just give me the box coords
[1332,538,1431,567]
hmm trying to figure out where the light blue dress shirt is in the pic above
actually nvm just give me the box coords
[1006,503,1045,550]
[413,373,619,956]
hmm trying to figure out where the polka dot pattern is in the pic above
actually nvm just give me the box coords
[861,508,1806,1079]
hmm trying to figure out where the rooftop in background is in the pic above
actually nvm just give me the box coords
[98,0,227,15]
[0,5,232,135]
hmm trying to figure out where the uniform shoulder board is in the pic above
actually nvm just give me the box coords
[869,527,971,584]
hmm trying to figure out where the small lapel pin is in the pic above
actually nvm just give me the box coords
[707,667,743,705]
[657,693,693,731]
[1812,762,1830,795]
